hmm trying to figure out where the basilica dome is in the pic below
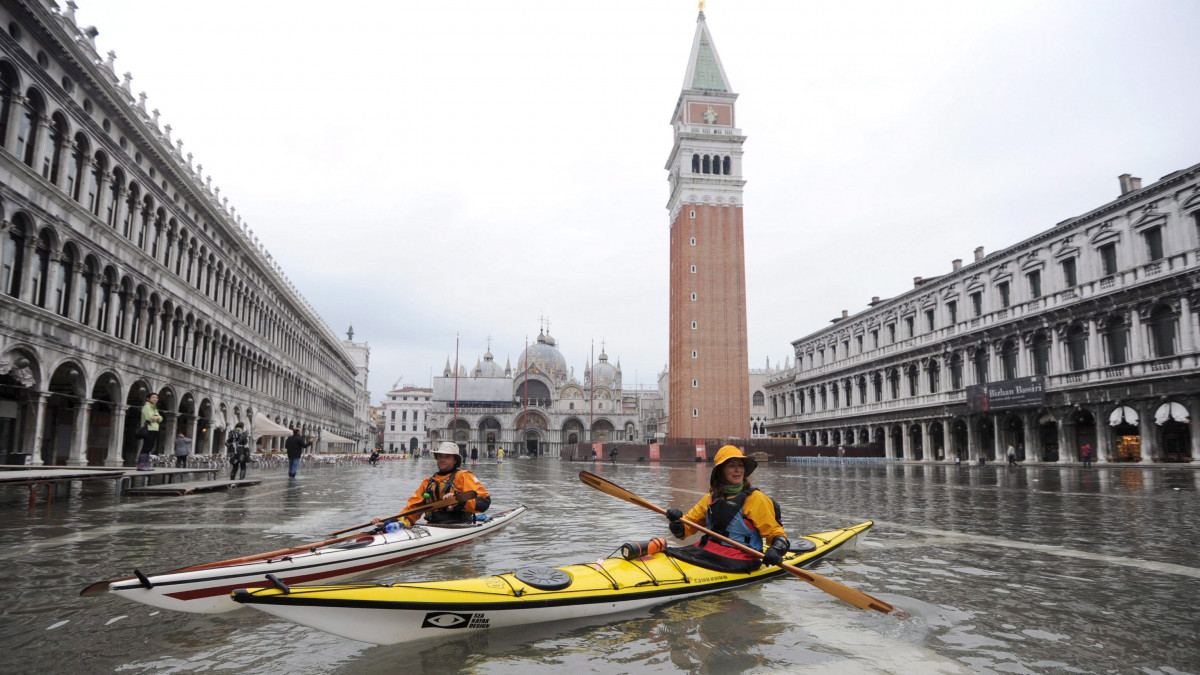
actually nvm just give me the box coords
[516,331,568,381]
[475,350,505,378]
[590,350,618,389]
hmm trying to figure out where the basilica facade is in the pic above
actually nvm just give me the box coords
[427,331,644,457]
[764,168,1200,464]
[0,2,357,465]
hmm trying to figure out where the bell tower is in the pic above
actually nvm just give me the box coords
[665,10,750,440]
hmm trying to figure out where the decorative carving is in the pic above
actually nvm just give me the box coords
[0,355,35,387]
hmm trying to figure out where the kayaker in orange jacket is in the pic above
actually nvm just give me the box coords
[664,445,788,573]
[377,442,491,530]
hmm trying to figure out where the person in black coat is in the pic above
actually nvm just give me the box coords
[284,429,313,478]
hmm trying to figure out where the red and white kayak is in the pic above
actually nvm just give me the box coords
[96,506,526,614]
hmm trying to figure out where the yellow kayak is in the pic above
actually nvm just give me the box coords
[233,521,873,644]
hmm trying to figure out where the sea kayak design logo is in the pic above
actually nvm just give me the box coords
[421,612,490,629]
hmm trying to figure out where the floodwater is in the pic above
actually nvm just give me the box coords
[2,457,1198,674]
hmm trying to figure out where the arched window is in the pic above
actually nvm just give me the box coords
[1103,316,1128,365]
[906,365,919,396]
[123,181,140,237]
[0,63,16,148]
[53,246,73,316]
[135,195,153,249]
[888,369,900,398]
[949,353,963,389]
[16,88,44,167]
[752,390,764,406]
[89,151,107,214]
[1001,339,1018,380]
[973,348,989,384]
[47,113,68,183]
[691,154,699,173]
[69,133,89,201]
[1147,305,1177,358]
[702,155,710,174]
[872,373,883,401]
[722,155,731,175]
[31,230,51,308]
[2,215,26,297]
[927,359,941,393]
[1030,333,1051,375]
[1066,324,1088,371]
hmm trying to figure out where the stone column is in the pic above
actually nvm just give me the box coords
[900,423,911,460]
[1086,318,1101,369]
[20,237,39,305]
[1178,296,1195,356]
[109,187,126,230]
[1058,417,1076,464]
[65,262,84,322]
[1137,401,1157,464]
[120,294,135,342]
[134,300,149,348]
[1022,411,1041,461]
[1129,309,1146,365]
[29,392,49,467]
[966,417,979,462]
[67,399,93,466]
[1188,397,1200,462]
[104,406,127,467]
[993,416,1004,461]
[883,427,894,459]
[45,253,65,312]
[1092,404,1111,463]
[1049,327,1062,374]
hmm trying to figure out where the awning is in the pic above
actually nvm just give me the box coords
[1108,406,1139,427]
[320,430,356,445]
[1155,402,1190,425]
[252,413,293,440]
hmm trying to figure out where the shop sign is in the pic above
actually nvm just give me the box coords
[966,376,1045,412]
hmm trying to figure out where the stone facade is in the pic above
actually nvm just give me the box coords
[378,386,432,453]
[426,331,648,457]
[0,2,356,465]
[765,168,1200,464]
[340,329,374,452]
[665,12,750,440]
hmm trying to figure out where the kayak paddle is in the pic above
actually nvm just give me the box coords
[578,471,898,615]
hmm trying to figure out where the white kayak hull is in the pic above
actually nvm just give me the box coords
[106,506,526,614]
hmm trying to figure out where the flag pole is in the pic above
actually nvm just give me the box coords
[589,339,595,445]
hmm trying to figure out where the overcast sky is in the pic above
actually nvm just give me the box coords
[76,1,1200,399]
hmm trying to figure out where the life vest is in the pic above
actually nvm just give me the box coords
[423,470,470,524]
[699,488,776,561]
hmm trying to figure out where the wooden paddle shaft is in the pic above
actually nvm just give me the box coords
[327,490,476,536]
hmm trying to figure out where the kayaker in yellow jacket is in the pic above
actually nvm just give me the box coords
[664,445,788,574]
[377,442,491,529]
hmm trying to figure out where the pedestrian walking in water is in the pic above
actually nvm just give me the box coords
[285,429,313,478]
[226,423,251,480]
[1007,445,1018,467]
[137,393,162,471]
[1080,443,1093,468]
[173,433,192,468]
[471,446,479,465]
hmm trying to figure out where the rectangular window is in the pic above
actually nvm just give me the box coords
[1143,226,1164,261]
[830,346,836,361]
[904,316,914,338]
[689,265,696,273]
[692,408,698,417]
[402,411,407,420]
[1099,243,1118,276]
[389,425,394,431]
[871,330,879,348]
[689,237,696,246]
[887,324,896,343]
[971,292,982,317]
[390,411,395,420]
[1061,258,1077,287]
[842,340,849,355]
[998,281,1011,308]
[692,379,698,388]
[925,309,935,332]
[690,292,697,301]
[690,321,697,329]
[855,335,863,352]
[947,301,958,324]
[1028,270,1042,299]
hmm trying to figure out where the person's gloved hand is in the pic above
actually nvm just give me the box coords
[665,508,683,522]
[762,536,790,566]
[669,520,686,539]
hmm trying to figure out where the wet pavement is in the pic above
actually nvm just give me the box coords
[2,457,1197,674]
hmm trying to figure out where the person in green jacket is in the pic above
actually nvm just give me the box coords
[138,393,162,471]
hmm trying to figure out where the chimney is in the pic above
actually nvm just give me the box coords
[974,246,985,262]
[914,276,923,287]
[842,310,849,319]
[952,258,962,271]
[1119,174,1142,195]
[868,296,881,306]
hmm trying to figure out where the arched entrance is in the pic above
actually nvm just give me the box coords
[908,423,923,460]
[978,417,995,460]
[87,372,122,466]
[889,424,903,459]
[41,362,86,466]
[1155,402,1192,462]
[1108,406,1140,462]
[929,421,945,460]
[951,419,968,461]
[1038,414,1059,462]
